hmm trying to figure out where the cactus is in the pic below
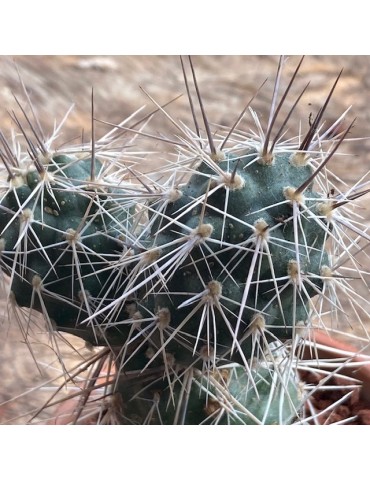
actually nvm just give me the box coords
[0,151,137,346]
[1,55,370,425]
[120,344,303,425]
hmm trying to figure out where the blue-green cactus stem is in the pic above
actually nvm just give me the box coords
[0,154,137,345]
[140,148,329,364]
[119,362,303,425]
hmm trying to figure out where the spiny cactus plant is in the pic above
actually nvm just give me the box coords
[1,55,370,425]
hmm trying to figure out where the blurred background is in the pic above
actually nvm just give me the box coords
[1,55,370,423]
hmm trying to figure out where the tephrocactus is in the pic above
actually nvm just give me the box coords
[1,55,370,425]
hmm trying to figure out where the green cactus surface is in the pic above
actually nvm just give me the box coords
[120,360,303,425]
[0,153,135,345]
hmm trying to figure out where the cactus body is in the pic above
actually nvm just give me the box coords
[121,361,303,425]
[139,149,329,364]
[0,148,328,361]
[0,154,134,344]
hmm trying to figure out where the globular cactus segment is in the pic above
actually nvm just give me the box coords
[0,153,137,345]
[135,148,329,366]
[119,354,303,425]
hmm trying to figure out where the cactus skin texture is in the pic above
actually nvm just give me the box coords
[0,148,326,365]
[120,361,303,425]
[0,154,134,346]
[0,56,369,424]
[144,148,328,365]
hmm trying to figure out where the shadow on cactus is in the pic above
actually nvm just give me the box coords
[1,56,370,424]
